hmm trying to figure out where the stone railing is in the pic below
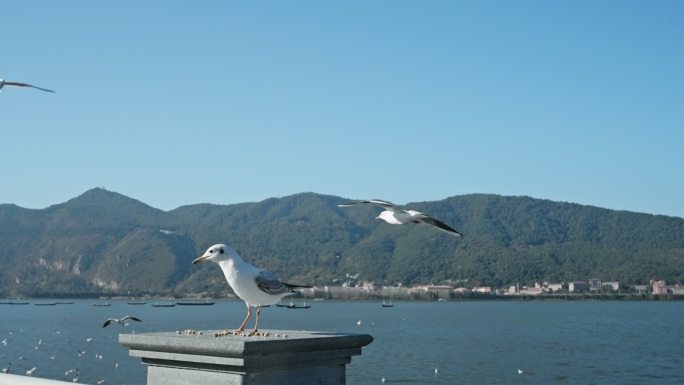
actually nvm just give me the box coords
[0,373,76,385]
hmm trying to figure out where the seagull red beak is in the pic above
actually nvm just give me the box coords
[192,255,208,265]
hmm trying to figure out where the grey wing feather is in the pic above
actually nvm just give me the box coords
[5,82,55,93]
[255,270,290,295]
[419,216,464,237]
[102,319,115,328]
[123,316,142,323]
[337,199,397,211]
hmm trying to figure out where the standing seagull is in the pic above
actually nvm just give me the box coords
[0,79,55,93]
[102,316,142,328]
[192,244,312,336]
[337,199,464,237]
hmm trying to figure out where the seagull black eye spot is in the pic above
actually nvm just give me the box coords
[209,249,214,253]
[219,249,224,254]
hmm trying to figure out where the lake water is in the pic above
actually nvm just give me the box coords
[1,300,683,385]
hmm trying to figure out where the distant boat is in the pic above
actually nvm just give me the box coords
[34,302,57,306]
[56,301,74,305]
[151,302,176,307]
[127,301,146,305]
[176,299,215,306]
[92,302,111,307]
[8,301,29,305]
[382,298,394,307]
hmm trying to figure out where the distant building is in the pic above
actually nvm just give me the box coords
[589,279,602,291]
[633,285,649,294]
[472,286,492,294]
[652,280,668,295]
[409,284,453,299]
[546,283,565,293]
[569,281,588,293]
[671,285,684,295]
[519,287,543,296]
[602,281,620,292]
[426,285,453,298]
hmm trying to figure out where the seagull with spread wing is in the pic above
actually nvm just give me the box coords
[193,244,312,336]
[102,316,142,328]
[337,199,464,237]
[0,79,55,93]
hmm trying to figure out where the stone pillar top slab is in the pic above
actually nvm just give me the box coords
[119,329,373,358]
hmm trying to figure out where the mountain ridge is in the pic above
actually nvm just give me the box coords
[0,188,682,297]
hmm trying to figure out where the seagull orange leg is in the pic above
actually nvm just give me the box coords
[235,302,252,335]
[248,307,261,336]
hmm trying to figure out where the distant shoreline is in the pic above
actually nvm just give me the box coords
[2,292,683,302]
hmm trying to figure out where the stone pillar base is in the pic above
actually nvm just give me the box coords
[119,330,373,385]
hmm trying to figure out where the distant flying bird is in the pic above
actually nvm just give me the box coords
[193,244,312,336]
[337,199,464,237]
[102,316,142,328]
[26,367,37,376]
[65,368,79,383]
[65,368,78,376]
[0,79,55,93]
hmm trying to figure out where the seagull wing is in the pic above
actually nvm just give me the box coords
[255,269,290,295]
[337,199,398,211]
[121,316,142,323]
[417,215,464,237]
[4,81,55,93]
[102,319,115,328]
[282,282,313,289]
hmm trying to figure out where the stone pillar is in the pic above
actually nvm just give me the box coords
[119,330,373,385]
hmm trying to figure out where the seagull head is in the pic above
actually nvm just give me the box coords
[192,244,230,265]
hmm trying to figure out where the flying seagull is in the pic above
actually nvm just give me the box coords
[337,199,464,237]
[193,244,312,336]
[0,79,55,93]
[102,316,142,328]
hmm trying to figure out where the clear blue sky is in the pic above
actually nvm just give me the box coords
[2,1,683,217]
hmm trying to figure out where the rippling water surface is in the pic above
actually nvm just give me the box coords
[1,300,683,384]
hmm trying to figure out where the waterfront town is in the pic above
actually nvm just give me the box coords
[308,278,684,301]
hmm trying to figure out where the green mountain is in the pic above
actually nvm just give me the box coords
[0,188,682,297]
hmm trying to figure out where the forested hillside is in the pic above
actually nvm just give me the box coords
[0,188,682,297]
